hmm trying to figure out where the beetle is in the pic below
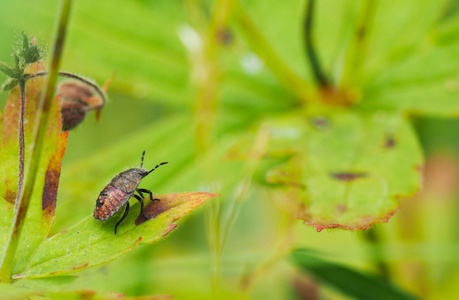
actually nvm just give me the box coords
[93,151,168,234]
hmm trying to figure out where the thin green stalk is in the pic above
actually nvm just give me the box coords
[233,0,314,103]
[304,0,330,88]
[185,0,203,30]
[0,0,72,283]
[196,0,234,296]
[17,80,26,203]
[240,191,298,295]
[364,227,390,280]
[207,127,269,298]
[194,0,234,153]
[339,0,379,89]
[221,128,270,249]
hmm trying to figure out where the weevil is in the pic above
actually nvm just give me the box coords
[93,151,168,234]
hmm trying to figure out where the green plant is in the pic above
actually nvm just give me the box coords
[0,1,217,298]
[0,0,458,299]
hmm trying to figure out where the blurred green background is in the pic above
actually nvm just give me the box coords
[1,0,459,299]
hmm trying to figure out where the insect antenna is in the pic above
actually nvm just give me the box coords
[140,150,146,168]
[148,162,168,174]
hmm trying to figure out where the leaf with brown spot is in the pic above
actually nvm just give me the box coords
[0,62,68,275]
[331,172,368,182]
[42,131,68,224]
[14,192,218,279]
[264,109,423,231]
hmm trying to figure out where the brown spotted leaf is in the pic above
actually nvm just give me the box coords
[0,62,68,274]
[13,192,218,279]
[264,109,423,231]
[42,131,68,227]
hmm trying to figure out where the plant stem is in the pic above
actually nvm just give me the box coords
[16,80,26,206]
[233,0,314,103]
[364,227,390,280]
[195,0,234,296]
[304,0,330,89]
[0,0,72,283]
[26,71,107,107]
[339,0,379,89]
[221,127,270,248]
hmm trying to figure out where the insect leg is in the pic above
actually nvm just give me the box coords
[137,188,159,202]
[136,189,145,198]
[133,194,148,219]
[114,202,130,234]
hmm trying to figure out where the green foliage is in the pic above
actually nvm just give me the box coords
[0,24,216,299]
[0,75,216,292]
[0,32,45,81]
[264,108,423,230]
[363,42,459,116]
[0,64,67,276]
[1,79,18,91]
[18,32,43,65]
[0,0,458,299]
[290,248,418,300]
[0,62,19,79]
[15,192,217,279]
[1,281,160,299]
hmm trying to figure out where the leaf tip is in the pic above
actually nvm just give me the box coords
[12,273,24,280]
[161,224,177,238]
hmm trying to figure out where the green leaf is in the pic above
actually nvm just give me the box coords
[265,109,423,230]
[0,282,35,299]
[0,62,15,78]
[21,32,29,53]
[0,198,14,261]
[290,248,418,300]
[0,0,190,106]
[13,54,19,68]
[1,281,168,300]
[12,276,78,289]
[18,32,42,65]
[1,79,18,91]
[363,43,459,116]
[0,63,67,275]
[363,0,450,76]
[14,192,218,279]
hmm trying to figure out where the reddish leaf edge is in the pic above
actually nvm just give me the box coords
[272,157,423,231]
[298,205,399,232]
[297,187,423,232]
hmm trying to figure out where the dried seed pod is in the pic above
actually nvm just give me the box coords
[57,80,104,130]
[58,80,104,108]
[61,102,87,131]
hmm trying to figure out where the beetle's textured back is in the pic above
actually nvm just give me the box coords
[93,155,169,233]
[110,168,146,193]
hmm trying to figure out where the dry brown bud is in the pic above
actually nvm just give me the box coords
[57,80,104,130]
[61,102,87,131]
